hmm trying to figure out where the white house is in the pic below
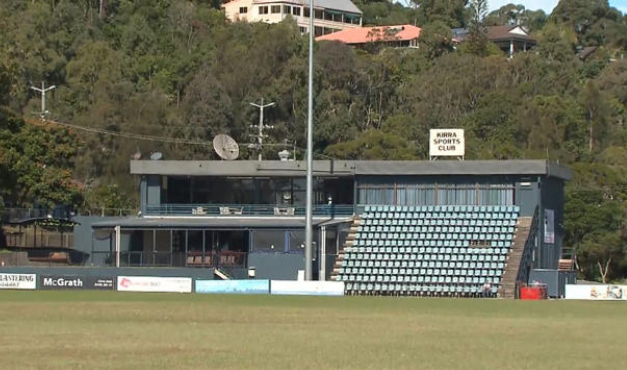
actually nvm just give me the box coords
[222,0,363,35]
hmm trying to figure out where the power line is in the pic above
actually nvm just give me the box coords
[40,119,215,147]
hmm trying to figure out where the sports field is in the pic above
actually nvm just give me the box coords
[0,291,625,370]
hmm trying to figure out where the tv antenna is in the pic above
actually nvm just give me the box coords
[213,134,240,160]
[249,98,275,161]
[30,81,56,120]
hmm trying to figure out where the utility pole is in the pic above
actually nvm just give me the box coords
[305,0,315,281]
[30,81,56,120]
[249,98,275,161]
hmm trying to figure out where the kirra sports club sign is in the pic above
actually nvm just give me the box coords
[429,129,465,158]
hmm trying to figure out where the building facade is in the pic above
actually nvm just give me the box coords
[77,160,571,284]
[222,0,363,35]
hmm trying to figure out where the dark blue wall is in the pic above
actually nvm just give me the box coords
[248,253,304,280]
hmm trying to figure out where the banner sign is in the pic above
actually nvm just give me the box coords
[40,275,115,290]
[0,273,37,290]
[117,276,192,293]
[270,281,345,296]
[429,129,465,157]
[195,280,270,294]
[544,209,555,244]
[565,284,627,300]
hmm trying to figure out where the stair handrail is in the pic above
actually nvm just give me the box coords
[515,206,540,294]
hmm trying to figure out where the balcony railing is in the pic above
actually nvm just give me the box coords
[145,204,355,217]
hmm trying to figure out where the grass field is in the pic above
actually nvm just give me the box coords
[0,292,626,370]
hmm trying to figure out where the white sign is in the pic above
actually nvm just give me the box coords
[0,273,37,290]
[565,284,627,300]
[544,209,555,244]
[270,280,344,296]
[429,129,465,157]
[117,276,192,293]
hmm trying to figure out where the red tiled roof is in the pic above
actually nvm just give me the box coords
[316,25,421,44]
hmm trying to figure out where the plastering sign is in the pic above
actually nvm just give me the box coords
[429,129,465,157]
[0,273,36,290]
[195,280,270,294]
[117,276,192,293]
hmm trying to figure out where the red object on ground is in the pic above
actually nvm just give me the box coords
[520,285,547,300]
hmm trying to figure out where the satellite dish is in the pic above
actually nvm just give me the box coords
[213,134,240,160]
[150,152,163,160]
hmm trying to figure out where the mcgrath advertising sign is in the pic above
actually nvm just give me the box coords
[195,280,270,294]
[429,129,465,157]
[117,276,192,293]
[0,273,37,290]
[270,281,345,296]
[40,275,115,290]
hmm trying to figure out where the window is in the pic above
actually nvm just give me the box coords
[304,8,310,17]
[271,5,281,14]
[239,7,248,14]
[293,7,301,16]
[333,13,342,22]
[283,5,291,14]
[314,26,323,36]
[314,9,323,19]
[259,6,268,15]
[299,26,307,34]
[324,11,333,21]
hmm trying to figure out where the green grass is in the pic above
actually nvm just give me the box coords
[1,291,626,370]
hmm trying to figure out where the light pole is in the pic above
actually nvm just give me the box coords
[30,81,56,120]
[304,0,315,281]
[249,98,275,161]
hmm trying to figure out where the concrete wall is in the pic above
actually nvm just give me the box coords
[248,253,305,280]
[0,266,215,279]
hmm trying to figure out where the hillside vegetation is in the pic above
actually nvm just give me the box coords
[1,0,627,281]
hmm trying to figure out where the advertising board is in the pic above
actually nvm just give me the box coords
[0,273,37,290]
[429,129,465,157]
[40,275,115,290]
[270,280,344,296]
[195,280,270,294]
[565,284,627,300]
[117,276,192,293]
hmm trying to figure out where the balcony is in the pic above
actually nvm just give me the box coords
[145,204,355,218]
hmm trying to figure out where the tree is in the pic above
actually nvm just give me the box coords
[413,0,469,28]
[419,21,455,59]
[466,0,489,56]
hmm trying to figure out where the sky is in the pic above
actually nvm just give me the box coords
[488,0,627,14]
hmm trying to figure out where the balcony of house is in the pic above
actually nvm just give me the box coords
[145,176,356,218]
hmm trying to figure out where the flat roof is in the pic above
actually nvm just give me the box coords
[130,160,572,180]
[90,217,343,229]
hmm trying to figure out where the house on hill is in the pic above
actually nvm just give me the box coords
[221,0,363,35]
[316,24,421,49]
[453,25,536,57]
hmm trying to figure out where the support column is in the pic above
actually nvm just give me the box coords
[114,225,121,268]
[509,40,514,58]
[320,226,326,281]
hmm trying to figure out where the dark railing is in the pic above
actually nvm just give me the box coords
[145,204,355,217]
[111,251,248,269]
[515,206,540,298]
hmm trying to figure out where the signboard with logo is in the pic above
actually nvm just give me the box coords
[270,281,344,296]
[117,276,192,293]
[195,280,270,294]
[0,273,37,290]
[40,275,115,290]
[429,129,465,157]
[565,284,627,300]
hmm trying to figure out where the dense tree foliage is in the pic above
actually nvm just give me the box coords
[2,0,627,280]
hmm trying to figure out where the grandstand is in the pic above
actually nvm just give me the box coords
[2,159,573,297]
[335,205,528,297]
